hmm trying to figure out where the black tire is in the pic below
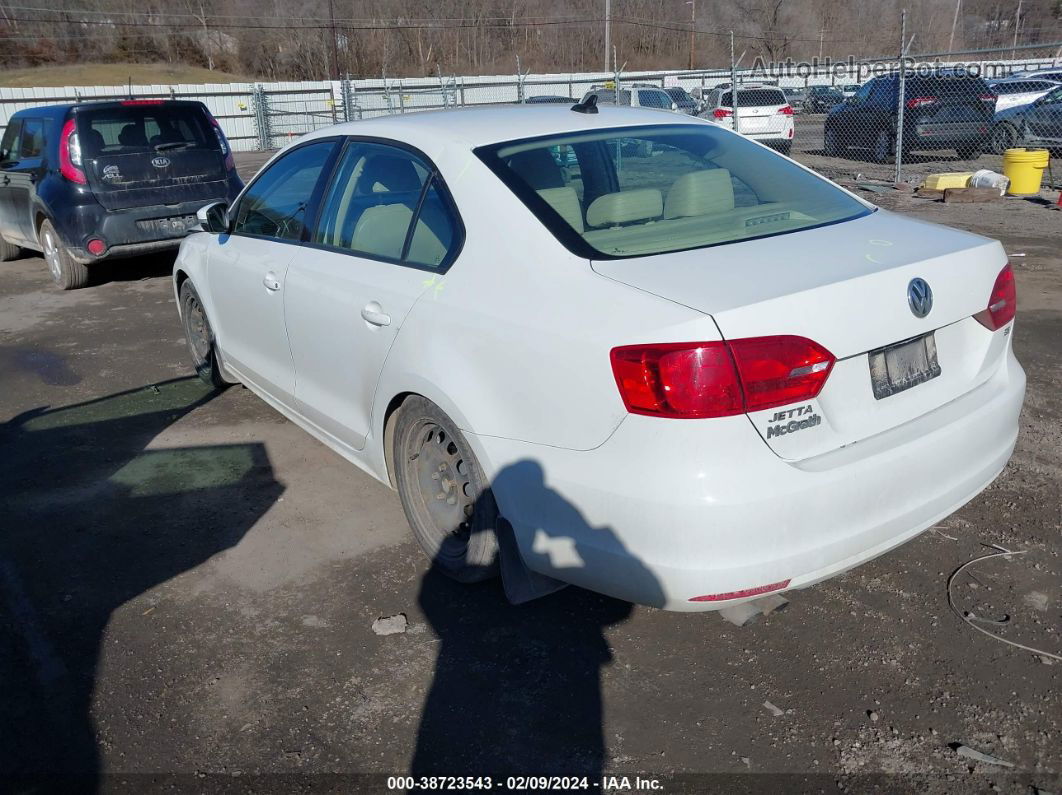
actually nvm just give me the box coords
[955,144,982,160]
[990,124,1018,155]
[823,126,843,156]
[393,396,499,582]
[0,234,19,262]
[871,129,894,164]
[40,219,88,289]
[179,280,231,390]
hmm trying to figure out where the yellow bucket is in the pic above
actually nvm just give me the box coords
[1002,148,1050,195]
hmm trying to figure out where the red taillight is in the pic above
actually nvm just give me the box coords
[208,114,235,171]
[610,335,835,419]
[713,108,733,118]
[120,99,164,106]
[689,579,791,602]
[777,104,794,115]
[729,335,835,412]
[980,94,998,104]
[86,238,107,256]
[974,264,1016,330]
[905,96,938,109]
[58,118,87,184]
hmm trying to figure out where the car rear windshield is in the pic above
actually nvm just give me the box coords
[720,89,786,107]
[75,104,217,155]
[476,123,871,259]
[907,75,990,96]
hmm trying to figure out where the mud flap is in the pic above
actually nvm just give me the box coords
[496,518,568,604]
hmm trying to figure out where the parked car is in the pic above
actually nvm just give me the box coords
[701,84,795,154]
[523,95,573,104]
[1007,67,1062,83]
[824,72,995,162]
[663,86,700,115]
[174,105,1023,611]
[840,83,862,98]
[991,84,1062,152]
[0,99,243,289]
[804,85,845,113]
[581,85,681,112]
[782,86,806,112]
[987,77,1061,112]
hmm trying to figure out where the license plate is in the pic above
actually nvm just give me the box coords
[869,332,941,400]
[136,215,198,236]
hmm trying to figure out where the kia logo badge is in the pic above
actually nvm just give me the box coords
[151,156,171,169]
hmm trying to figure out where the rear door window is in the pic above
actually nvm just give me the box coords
[18,119,44,158]
[312,142,460,269]
[721,89,786,108]
[0,120,22,163]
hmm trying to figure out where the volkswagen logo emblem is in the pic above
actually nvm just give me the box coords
[908,277,933,318]
[151,156,171,169]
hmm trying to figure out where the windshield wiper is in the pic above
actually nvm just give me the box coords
[154,141,194,152]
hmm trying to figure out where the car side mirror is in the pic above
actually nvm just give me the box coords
[197,201,229,234]
[671,101,679,111]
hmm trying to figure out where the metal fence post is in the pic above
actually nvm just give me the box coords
[895,9,908,183]
[251,84,272,150]
[730,32,740,135]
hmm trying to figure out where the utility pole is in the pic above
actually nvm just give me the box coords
[604,0,611,73]
[328,0,340,80]
[948,0,961,54]
[1011,0,1022,59]
[687,0,696,70]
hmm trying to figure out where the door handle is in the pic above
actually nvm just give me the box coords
[360,302,391,327]
[262,272,280,291]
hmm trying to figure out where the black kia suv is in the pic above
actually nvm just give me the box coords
[0,100,243,288]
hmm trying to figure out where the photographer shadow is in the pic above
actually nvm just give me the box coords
[411,459,664,781]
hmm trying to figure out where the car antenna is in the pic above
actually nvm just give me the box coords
[570,95,599,114]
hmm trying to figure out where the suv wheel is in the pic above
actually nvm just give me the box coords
[0,234,19,262]
[40,220,88,290]
[393,396,499,582]
[871,129,894,164]
[823,127,843,156]
[990,124,1017,155]
[955,144,982,160]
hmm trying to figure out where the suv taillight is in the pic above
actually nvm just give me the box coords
[208,114,235,171]
[610,336,835,419]
[979,93,998,104]
[713,108,733,118]
[974,264,1016,330]
[58,118,87,184]
[777,105,794,115]
[905,96,938,109]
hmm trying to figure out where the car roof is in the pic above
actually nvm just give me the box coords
[298,105,708,149]
[10,99,205,121]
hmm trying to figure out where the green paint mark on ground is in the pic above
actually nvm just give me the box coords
[108,445,257,497]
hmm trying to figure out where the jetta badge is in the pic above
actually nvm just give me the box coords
[908,277,933,318]
[151,156,171,169]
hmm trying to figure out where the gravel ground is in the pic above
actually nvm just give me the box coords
[0,137,1059,794]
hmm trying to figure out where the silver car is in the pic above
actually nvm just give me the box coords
[991,84,1062,153]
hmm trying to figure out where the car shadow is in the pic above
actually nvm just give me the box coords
[0,376,283,790]
[411,459,665,780]
[87,250,179,285]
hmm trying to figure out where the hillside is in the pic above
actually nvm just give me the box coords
[0,63,249,88]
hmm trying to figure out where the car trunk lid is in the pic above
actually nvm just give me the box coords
[592,210,1011,460]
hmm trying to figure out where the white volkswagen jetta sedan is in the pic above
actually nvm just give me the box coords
[174,104,1024,611]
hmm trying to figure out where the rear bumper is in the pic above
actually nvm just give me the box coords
[476,346,1025,611]
[63,199,223,264]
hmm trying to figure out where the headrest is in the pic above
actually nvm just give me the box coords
[506,148,565,190]
[536,187,584,232]
[586,189,663,228]
[664,169,735,219]
[118,124,147,147]
[361,155,423,193]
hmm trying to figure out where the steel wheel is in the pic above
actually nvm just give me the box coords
[394,396,499,581]
[179,280,230,389]
[872,129,893,164]
[991,124,1016,155]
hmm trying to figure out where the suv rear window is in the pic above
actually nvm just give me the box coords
[75,104,217,157]
[720,89,786,108]
[907,74,990,97]
[477,123,870,259]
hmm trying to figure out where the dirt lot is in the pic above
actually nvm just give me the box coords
[1,136,1060,793]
